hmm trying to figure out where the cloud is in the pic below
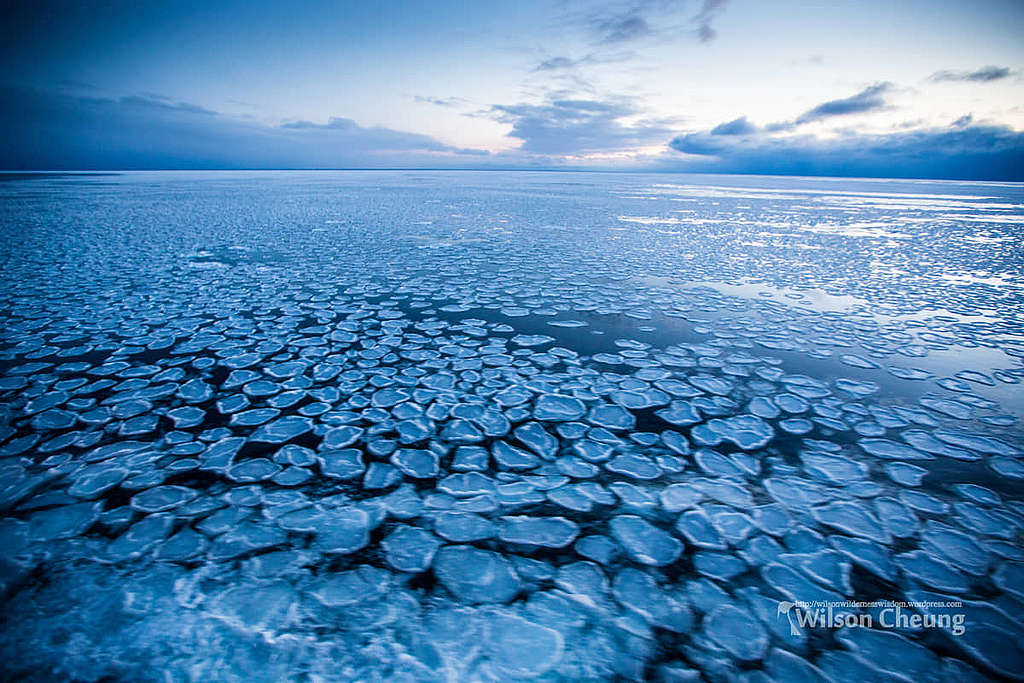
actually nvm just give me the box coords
[708,84,896,136]
[930,66,1014,83]
[0,85,484,169]
[593,11,652,44]
[578,0,729,46]
[280,117,359,130]
[534,57,579,72]
[529,51,635,74]
[791,54,824,66]
[413,95,470,108]
[489,97,674,155]
[669,120,1024,181]
[710,116,758,136]
[692,0,728,43]
[795,82,892,124]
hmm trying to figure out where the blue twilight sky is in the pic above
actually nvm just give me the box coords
[1,0,1023,178]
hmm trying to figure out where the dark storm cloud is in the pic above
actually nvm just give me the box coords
[795,83,893,124]
[669,121,1024,181]
[0,86,483,169]
[930,66,1014,83]
[489,98,674,155]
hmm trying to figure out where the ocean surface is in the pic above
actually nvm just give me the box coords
[0,170,1023,681]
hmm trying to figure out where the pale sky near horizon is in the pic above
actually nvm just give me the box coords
[1,0,1022,177]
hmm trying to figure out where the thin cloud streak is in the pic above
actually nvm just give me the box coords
[795,83,893,124]
[930,66,1014,83]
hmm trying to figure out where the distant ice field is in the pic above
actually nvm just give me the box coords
[0,170,1022,681]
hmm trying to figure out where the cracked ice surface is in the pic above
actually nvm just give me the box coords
[0,171,1023,681]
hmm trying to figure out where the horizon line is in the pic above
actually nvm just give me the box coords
[2,168,1021,184]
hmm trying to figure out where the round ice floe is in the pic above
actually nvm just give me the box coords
[434,511,496,542]
[226,458,281,483]
[310,566,391,608]
[691,414,774,450]
[434,545,522,603]
[68,466,128,499]
[499,516,579,548]
[492,441,540,470]
[317,448,365,479]
[208,521,288,561]
[605,453,662,480]
[513,422,558,459]
[166,406,205,428]
[511,334,555,347]
[811,501,890,544]
[249,416,314,443]
[440,418,484,444]
[27,501,101,542]
[155,527,208,562]
[391,448,440,478]
[311,506,373,554]
[586,403,636,431]
[107,513,174,562]
[381,525,441,572]
[533,394,586,422]
[857,438,932,460]
[609,515,682,566]
[546,485,594,512]
[704,603,768,661]
[612,568,693,632]
[485,613,564,678]
[883,462,928,487]
[130,485,197,513]
[322,425,363,449]
[673,510,727,550]
[229,408,281,427]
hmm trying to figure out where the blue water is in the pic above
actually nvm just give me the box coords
[1,171,1022,681]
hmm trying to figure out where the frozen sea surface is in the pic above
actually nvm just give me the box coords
[0,170,1023,681]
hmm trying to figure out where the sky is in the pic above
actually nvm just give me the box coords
[1,0,1023,179]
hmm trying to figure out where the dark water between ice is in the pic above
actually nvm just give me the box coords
[1,171,1023,681]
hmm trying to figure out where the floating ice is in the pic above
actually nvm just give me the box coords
[612,568,693,632]
[499,516,579,548]
[434,545,522,603]
[895,550,970,593]
[485,614,564,678]
[3,172,1023,681]
[691,414,774,450]
[434,511,496,542]
[391,448,440,478]
[534,394,587,421]
[317,448,365,479]
[704,603,768,661]
[311,507,373,554]
[381,525,441,572]
[130,486,197,513]
[492,440,541,470]
[858,438,933,460]
[249,415,314,443]
[609,515,683,566]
